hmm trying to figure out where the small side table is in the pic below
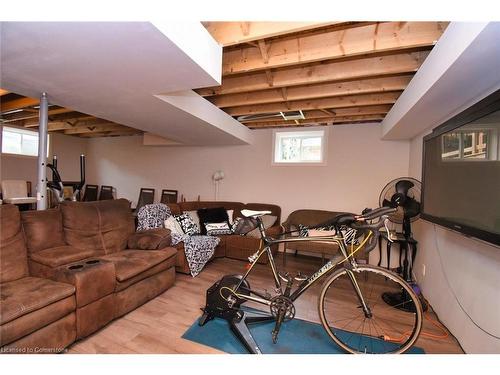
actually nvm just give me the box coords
[378,231,418,282]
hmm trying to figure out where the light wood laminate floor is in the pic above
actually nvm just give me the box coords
[68,254,464,354]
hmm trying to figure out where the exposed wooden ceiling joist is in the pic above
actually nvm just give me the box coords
[2,107,74,123]
[1,91,142,138]
[63,123,137,135]
[22,115,97,128]
[197,51,429,96]
[225,91,402,117]
[239,105,393,123]
[222,22,447,76]
[0,96,39,112]
[247,114,385,128]
[208,75,413,108]
[203,22,343,47]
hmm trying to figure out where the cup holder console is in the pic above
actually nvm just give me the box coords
[68,259,102,271]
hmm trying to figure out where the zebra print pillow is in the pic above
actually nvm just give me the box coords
[297,224,359,245]
[174,213,200,236]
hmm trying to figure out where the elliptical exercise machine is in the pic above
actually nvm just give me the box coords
[46,154,86,203]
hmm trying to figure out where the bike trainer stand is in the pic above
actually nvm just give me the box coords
[199,308,274,354]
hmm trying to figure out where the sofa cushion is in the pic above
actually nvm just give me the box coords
[30,246,102,268]
[0,295,75,347]
[21,208,66,254]
[61,199,134,254]
[127,228,171,250]
[0,276,75,325]
[0,205,29,283]
[100,248,177,282]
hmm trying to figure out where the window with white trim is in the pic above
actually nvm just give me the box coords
[1,126,49,157]
[273,130,326,164]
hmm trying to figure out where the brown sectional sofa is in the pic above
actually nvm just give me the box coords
[167,201,283,273]
[0,199,176,353]
[0,204,76,353]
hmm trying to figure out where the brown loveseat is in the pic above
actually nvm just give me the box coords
[167,201,282,274]
[282,209,367,263]
[1,199,177,353]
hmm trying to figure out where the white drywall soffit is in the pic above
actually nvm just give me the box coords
[382,22,500,140]
[155,90,254,145]
[0,22,253,145]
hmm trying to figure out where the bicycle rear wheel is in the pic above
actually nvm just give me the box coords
[318,264,423,354]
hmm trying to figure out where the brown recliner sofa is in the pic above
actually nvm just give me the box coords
[0,204,76,354]
[20,198,176,341]
[167,201,282,274]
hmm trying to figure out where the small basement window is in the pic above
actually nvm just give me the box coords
[273,129,326,164]
[1,126,49,157]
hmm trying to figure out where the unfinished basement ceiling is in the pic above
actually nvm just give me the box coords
[0,92,143,138]
[0,22,253,145]
[200,21,448,129]
[0,22,449,141]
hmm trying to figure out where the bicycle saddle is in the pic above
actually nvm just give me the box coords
[241,209,272,218]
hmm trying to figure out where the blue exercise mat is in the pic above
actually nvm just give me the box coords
[182,310,425,354]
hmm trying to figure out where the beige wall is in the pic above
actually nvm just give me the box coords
[409,128,500,353]
[85,124,410,218]
[1,128,88,196]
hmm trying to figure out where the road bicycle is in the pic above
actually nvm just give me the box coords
[199,206,423,354]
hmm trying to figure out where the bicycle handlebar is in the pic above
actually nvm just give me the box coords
[351,208,395,253]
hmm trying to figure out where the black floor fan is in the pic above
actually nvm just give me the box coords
[379,177,422,312]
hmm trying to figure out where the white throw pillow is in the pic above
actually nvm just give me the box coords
[226,209,234,225]
[245,215,277,238]
[164,216,184,236]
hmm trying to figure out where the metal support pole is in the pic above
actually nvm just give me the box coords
[36,92,49,210]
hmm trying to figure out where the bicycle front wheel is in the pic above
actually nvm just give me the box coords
[318,264,423,354]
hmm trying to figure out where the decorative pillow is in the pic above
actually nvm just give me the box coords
[340,225,359,245]
[164,216,184,236]
[308,228,337,237]
[174,213,200,236]
[185,210,201,230]
[205,222,232,236]
[298,224,358,245]
[298,224,336,236]
[136,203,171,231]
[298,224,309,237]
[245,215,277,238]
[197,207,230,235]
[226,209,234,225]
[231,217,257,235]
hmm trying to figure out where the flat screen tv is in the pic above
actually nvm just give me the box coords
[422,89,500,246]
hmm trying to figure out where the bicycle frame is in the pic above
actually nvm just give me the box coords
[232,218,374,309]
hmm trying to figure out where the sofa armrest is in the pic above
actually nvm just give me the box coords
[127,228,171,250]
